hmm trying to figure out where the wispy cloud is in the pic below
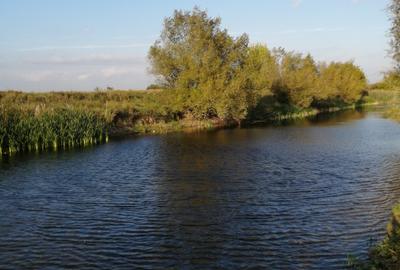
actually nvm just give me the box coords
[29,54,146,66]
[18,43,150,52]
[292,0,363,8]
[278,27,345,35]
[18,70,68,82]
[292,0,302,8]
[100,67,138,78]
[77,74,90,81]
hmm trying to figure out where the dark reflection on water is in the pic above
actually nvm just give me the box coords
[1,110,400,269]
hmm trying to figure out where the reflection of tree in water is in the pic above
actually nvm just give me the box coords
[144,109,400,268]
[152,132,268,268]
[307,109,367,126]
[249,108,368,129]
[278,109,367,127]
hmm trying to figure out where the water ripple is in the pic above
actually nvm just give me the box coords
[1,110,400,269]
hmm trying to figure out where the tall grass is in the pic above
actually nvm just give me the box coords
[0,90,178,155]
[368,89,400,105]
[0,88,373,155]
[0,106,108,155]
[349,204,400,269]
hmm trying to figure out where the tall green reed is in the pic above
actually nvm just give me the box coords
[0,107,108,155]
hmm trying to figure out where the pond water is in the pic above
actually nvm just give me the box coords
[1,109,400,269]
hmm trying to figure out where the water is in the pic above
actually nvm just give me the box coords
[1,110,400,269]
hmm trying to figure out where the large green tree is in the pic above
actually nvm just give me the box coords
[319,62,367,104]
[221,44,279,121]
[148,7,251,120]
[243,45,278,100]
[273,52,318,108]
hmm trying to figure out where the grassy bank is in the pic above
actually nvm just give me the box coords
[347,88,400,270]
[350,204,400,269]
[368,89,400,105]
[0,90,229,155]
[247,100,375,125]
[0,89,372,155]
[367,89,400,122]
[0,8,370,155]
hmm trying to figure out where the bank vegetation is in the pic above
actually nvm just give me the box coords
[0,8,369,155]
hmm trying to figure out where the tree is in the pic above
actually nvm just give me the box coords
[319,62,367,104]
[146,84,164,90]
[148,7,252,121]
[382,70,400,88]
[389,0,400,71]
[273,52,318,108]
[243,45,278,101]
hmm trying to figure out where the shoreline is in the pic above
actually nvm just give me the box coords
[0,99,383,157]
[108,101,380,138]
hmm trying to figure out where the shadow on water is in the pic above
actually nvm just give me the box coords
[0,143,109,172]
[248,108,369,129]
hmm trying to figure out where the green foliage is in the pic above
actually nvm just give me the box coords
[0,105,107,155]
[350,204,400,270]
[384,108,400,121]
[149,7,367,121]
[384,71,400,88]
[372,71,400,90]
[242,44,279,107]
[0,8,370,154]
[149,7,248,90]
[273,52,318,108]
[149,7,258,121]
[146,84,164,90]
[318,62,367,105]
[368,89,400,104]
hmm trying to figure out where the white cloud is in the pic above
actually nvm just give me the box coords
[277,27,345,35]
[292,0,362,9]
[22,71,59,82]
[30,54,146,66]
[77,74,90,80]
[101,67,136,78]
[18,43,150,52]
[292,0,302,8]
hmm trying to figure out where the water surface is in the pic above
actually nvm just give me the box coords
[1,110,400,269]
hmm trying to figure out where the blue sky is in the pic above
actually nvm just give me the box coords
[0,0,392,91]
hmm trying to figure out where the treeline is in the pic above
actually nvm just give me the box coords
[148,8,368,123]
[370,71,400,90]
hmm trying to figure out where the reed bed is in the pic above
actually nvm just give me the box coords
[0,106,108,155]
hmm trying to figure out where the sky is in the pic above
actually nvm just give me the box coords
[0,0,393,91]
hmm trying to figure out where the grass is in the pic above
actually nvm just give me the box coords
[346,89,400,270]
[0,89,225,155]
[366,89,400,122]
[0,106,108,155]
[367,89,400,105]
[349,204,400,270]
[0,89,374,155]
